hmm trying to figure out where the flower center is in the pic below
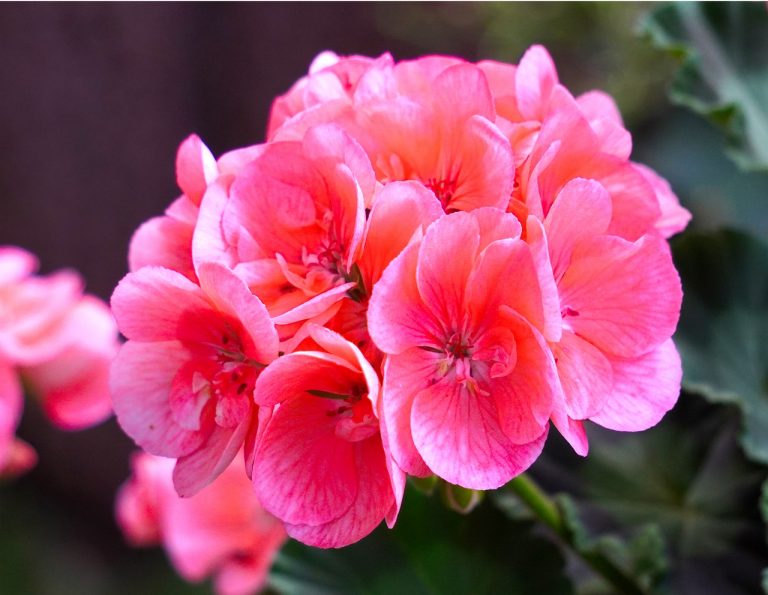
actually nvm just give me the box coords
[308,385,379,442]
[425,177,459,212]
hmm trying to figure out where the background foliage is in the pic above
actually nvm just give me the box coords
[1,3,766,594]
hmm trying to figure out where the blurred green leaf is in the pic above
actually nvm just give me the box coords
[581,398,767,594]
[643,2,768,171]
[673,229,768,464]
[270,486,573,595]
[556,495,667,595]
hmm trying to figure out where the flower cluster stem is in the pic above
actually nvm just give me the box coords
[507,473,647,595]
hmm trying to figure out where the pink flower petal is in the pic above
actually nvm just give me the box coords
[491,308,557,440]
[197,263,278,365]
[416,211,479,325]
[24,296,117,430]
[379,351,433,477]
[368,242,443,355]
[173,416,250,497]
[111,341,205,458]
[553,331,613,420]
[558,234,682,358]
[0,246,36,286]
[524,217,563,342]
[358,180,443,290]
[175,134,218,206]
[467,237,545,334]
[411,378,547,490]
[515,45,558,120]
[544,178,612,280]
[254,395,358,526]
[286,436,394,548]
[0,359,22,467]
[591,339,682,431]
[111,267,216,344]
[128,215,196,281]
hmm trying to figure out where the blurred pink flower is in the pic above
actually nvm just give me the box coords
[0,246,118,476]
[117,451,286,595]
[110,263,278,496]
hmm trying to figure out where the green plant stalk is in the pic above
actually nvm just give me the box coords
[507,473,647,595]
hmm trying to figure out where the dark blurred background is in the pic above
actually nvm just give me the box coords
[1,4,766,594]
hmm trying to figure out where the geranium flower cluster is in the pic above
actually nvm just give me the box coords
[111,46,689,552]
[0,246,118,477]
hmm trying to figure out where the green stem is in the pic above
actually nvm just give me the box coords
[507,473,647,595]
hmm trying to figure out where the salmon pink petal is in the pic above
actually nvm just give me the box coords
[416,211,479,325]
[524,218,563,342]
[111,341,205,458]
[380,351,433,477]
[173,416,251,497]
[516,45,558,120]
[176,134,218,206]
[553,331,613,420]
[308,325,380,399]
[550,410,589,456]
[448,115,514,213]
[467,238,545,334]
[596,161,661,241]
[588,118,632,160]
[0,360,22,466]
[192,180,237,273]
[271,282,356,326]
[111,267,216,344]
[24,297,117,429]
[492,309,557,440]
[128,215,195,281]
[254,395,357,526]
[286,436,394,548]
[380,411,406,528]
[591,339,682,431]
[358,181,443,290]
[471,207,522,250]
[302,123,376,206]
[169,361,213,431]
[544,178,612,280]
[0,247,36,285]
[368,243,443,354]
[254,351,360,407]
[558,234,682,358]
[577,90,623,125]
[197,263,278,364]
[633,162,692,238]
[432,63,495,122]
[411,378,548,490]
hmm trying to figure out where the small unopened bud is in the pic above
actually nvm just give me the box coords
[442,482,484,514]
[409,474,439,495]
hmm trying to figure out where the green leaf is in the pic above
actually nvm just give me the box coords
[642,2,768,171]
[580,398,767,594]
[270,486,573,594]
[673,229,768,464]
[556,495,667,595]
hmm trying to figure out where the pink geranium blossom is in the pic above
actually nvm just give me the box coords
[117,451,286,595]
[194,124,375,332]
[110,263,278,496]
[0,246,118,476]
[526,179,683,452]
[368,209,559,490]
[252,325,404,548]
